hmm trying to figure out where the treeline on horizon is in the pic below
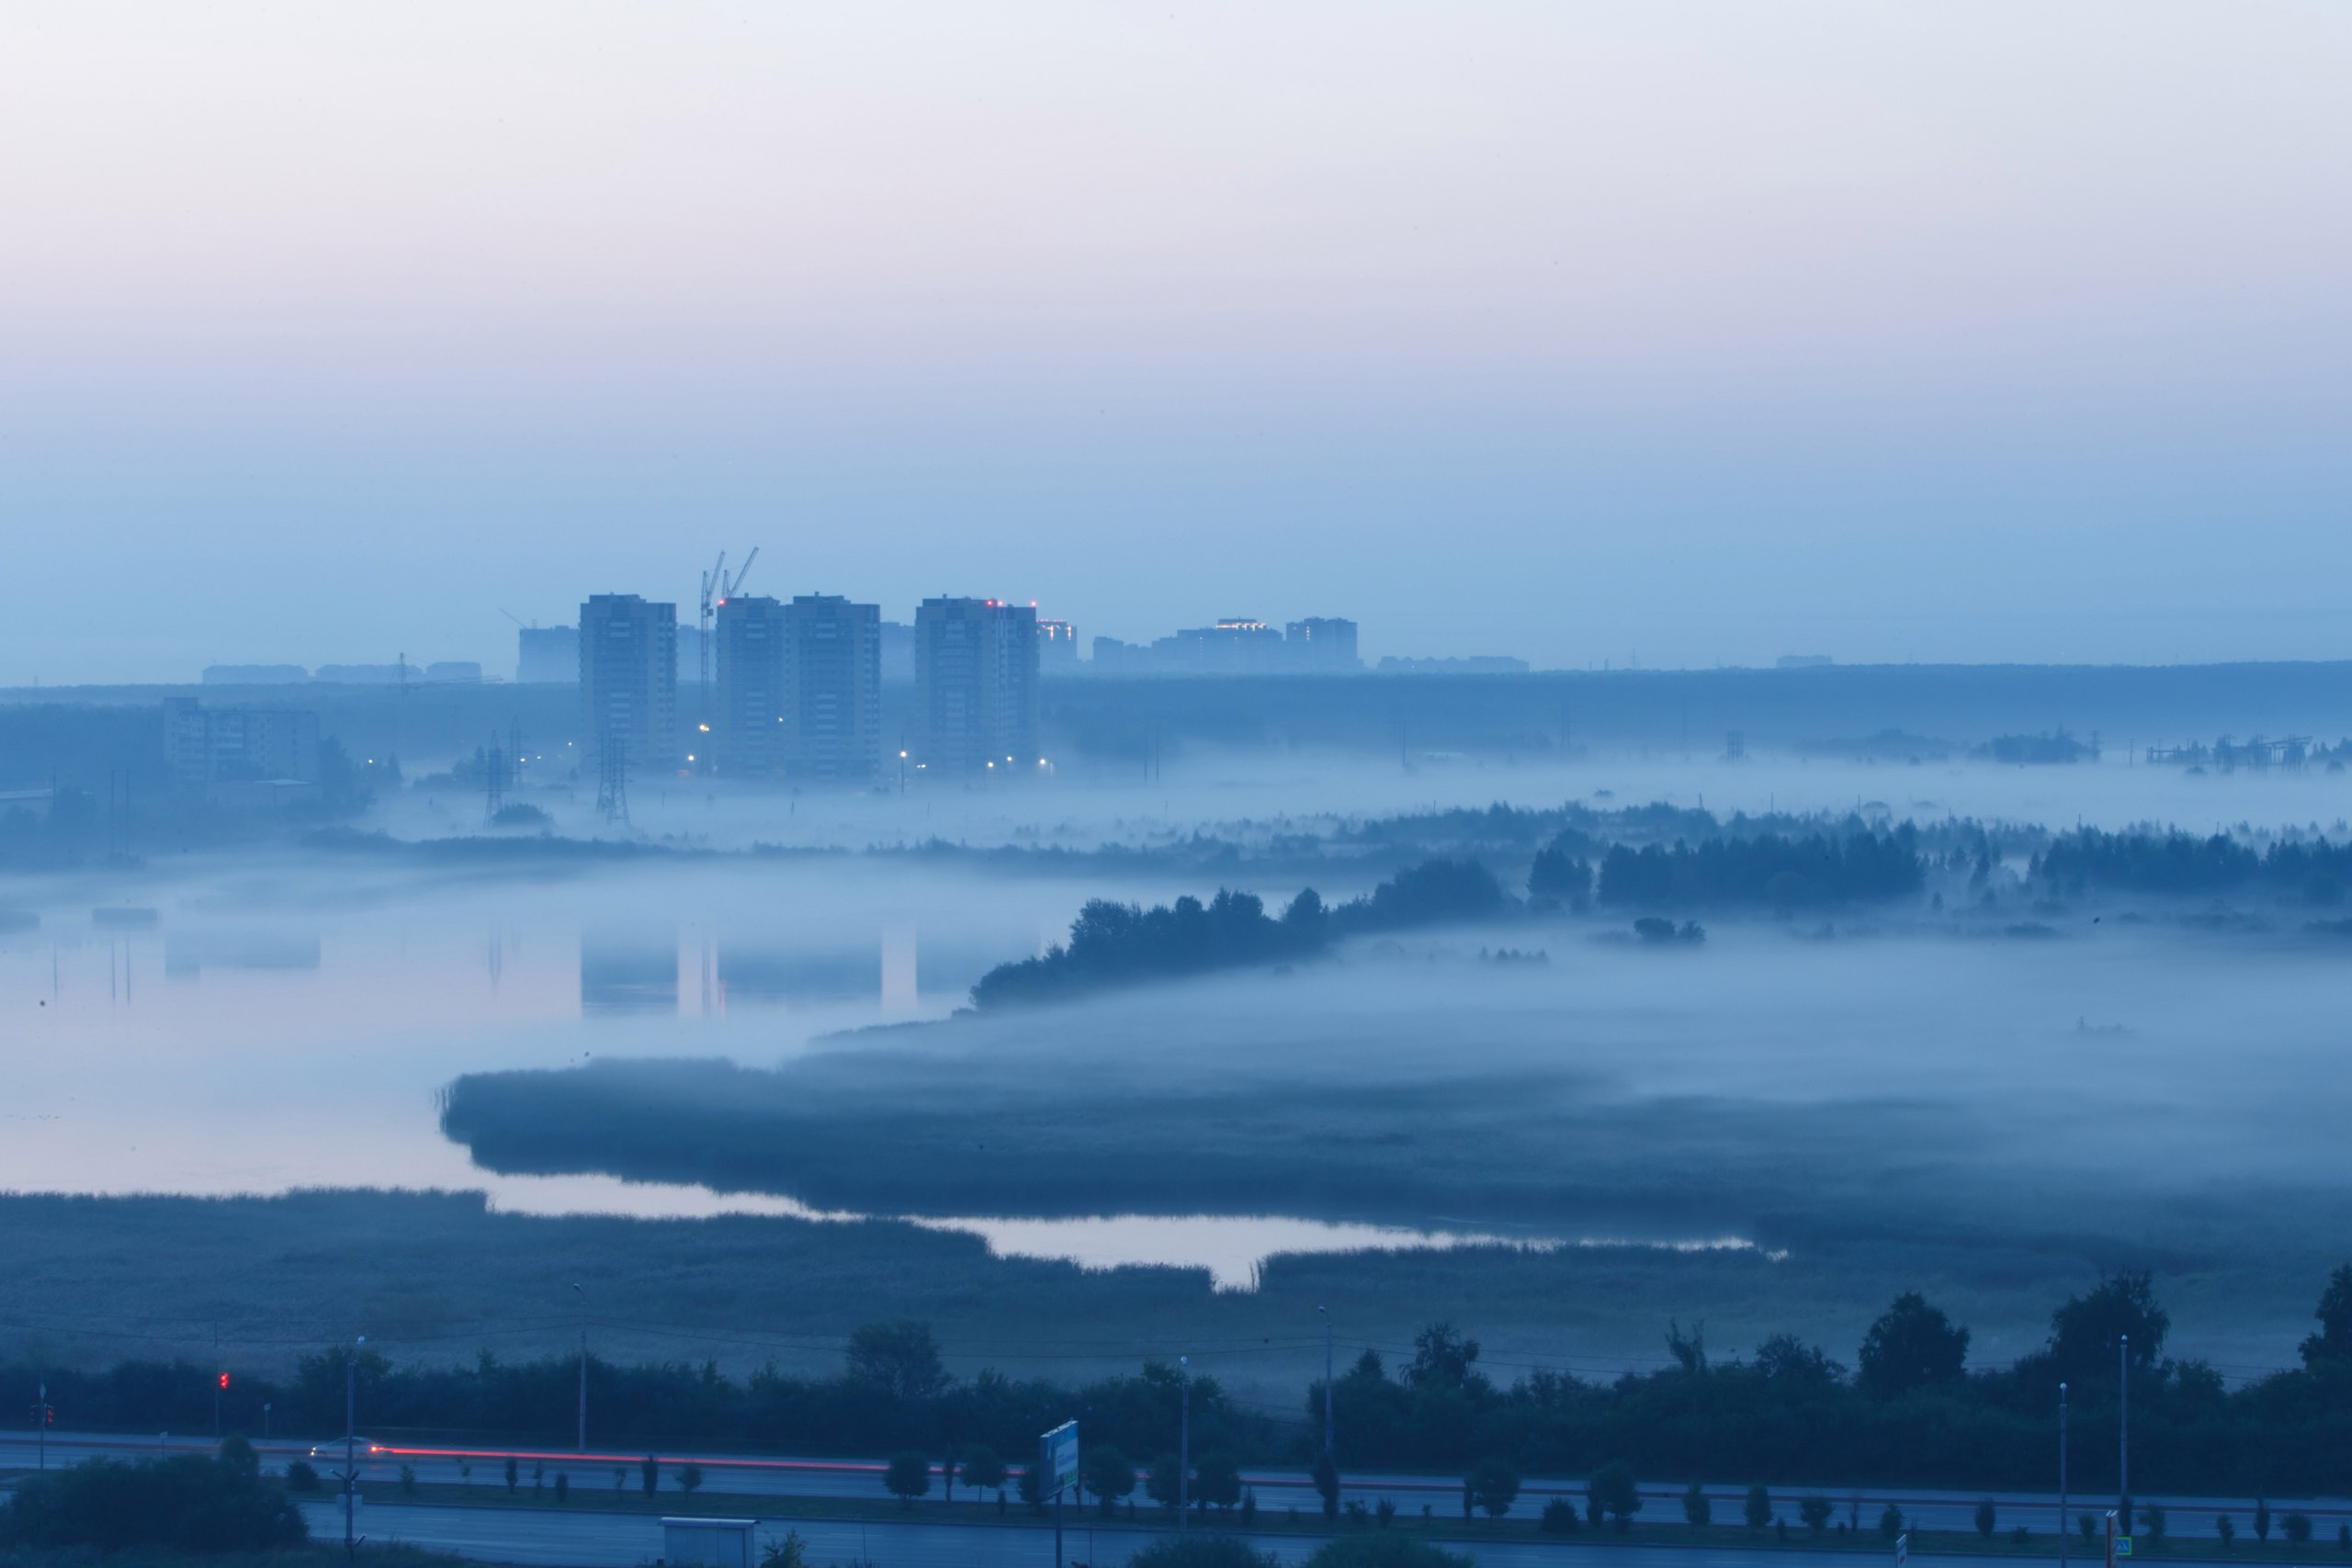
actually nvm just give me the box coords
[13,1270,2352,1498]
[970,859,1509,1007]
[2037,828,2352,903]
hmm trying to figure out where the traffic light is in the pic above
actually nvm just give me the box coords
[218,1372,230,1391]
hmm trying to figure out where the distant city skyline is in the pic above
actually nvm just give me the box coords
[5,2,2348,682]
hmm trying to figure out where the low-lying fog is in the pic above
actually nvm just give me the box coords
[375,745,2349,852]
[6,743,2349,1369]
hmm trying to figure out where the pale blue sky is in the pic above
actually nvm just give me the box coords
[3,2,2346,681]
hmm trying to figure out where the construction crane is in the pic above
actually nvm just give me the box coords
[695,547,761,772]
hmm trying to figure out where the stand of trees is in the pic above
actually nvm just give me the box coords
[15,1271,2352,1498]
[1596,829,1924,909]
[3,1434,305,1551]
[2035,828,2352,902]
[972,858,1508,1008]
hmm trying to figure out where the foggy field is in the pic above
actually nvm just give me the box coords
[7,740,2352,1400]
[0,1183,2328,1412]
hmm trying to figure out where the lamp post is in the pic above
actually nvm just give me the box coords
[34,1382,50,1470]
[574,1283,587,1452]
[345,1335,365,1556]
[1178,1356,1190,1533]
[2059,1382,2069,1568]
[2119,1334,2130,1524]
[1317,1306,1334,1458]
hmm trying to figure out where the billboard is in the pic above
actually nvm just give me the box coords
[1039,1420,1080,1497]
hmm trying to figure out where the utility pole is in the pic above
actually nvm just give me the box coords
[344,1335,365,1556]
[1178,1356,1190,1533]
[2119,1334,2130,1521]
[1318,1305,1334,1458]
[574,1282,588,1451]
[2059,1382,2069,1568]
[33,1382,50,1469]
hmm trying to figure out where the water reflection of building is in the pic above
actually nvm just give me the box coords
[163,931,322,979]
[717,945,882,1010]
[580,930,678,1015]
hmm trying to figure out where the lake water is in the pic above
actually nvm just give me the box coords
[4,748,2344,1285]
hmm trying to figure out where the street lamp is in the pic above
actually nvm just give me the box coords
[1178,1356,1190,1533]
[574,1282,588,1452]
[2119,1334,2130,1525]
[1317,1307,1334,1459]
[2059,1382,2069,1568]
[344,1336,365,1555]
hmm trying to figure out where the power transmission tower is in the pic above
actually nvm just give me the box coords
[595,732,630,824]
[483,732,508,822]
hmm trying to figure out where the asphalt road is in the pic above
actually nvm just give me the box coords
[303,1498,2036,1568]
[10,1429,2336,1542]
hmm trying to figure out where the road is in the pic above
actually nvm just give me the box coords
[305,1499,2036,1568]
[9,1428,2336,1542]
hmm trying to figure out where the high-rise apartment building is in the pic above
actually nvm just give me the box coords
[580,593,678,779]
[1284,616,1361,671]
[714,594,787,775]
[517,626,580,683]
[1036,618,1080,673]
[914,598,1039,773]
[782,595,883,782]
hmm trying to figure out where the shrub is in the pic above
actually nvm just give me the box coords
[2217,1515,2236,1547]
[1374,1497,1396,1529]
[1682,1481,1711,1527]
[555,1472,570,1504]
[1802,1497,1835,1534]
[504,1457,520,1494]
[1125,1538,1283,1568]
[1302,1536,1476,1568]
[1467,1457,1520,1518]
[680,1461,705,1496]
[2010,1527,2032,1545]
[641,1455,660,1496]
[962,1445,1008,1504]
[2286,1513,2314,1544]
[1083,1445,1136,1517]
[2256,1501,2273,1542]
[885,1452,931,1506]
[1540,1499,1581,1535]
[1587,1461,1640,1529]
[4,1452,306,1551]
[1745,1484,1771,1529]
[1975,1499,1996,1539]
[285,1460,321,1494]
[2144,1506,2166,1544]
[1195,1452,1243,1513]
[1879,1504,1905,1540]
[399,1464,417,1496]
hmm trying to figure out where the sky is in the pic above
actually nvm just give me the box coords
[2,1,2347,682]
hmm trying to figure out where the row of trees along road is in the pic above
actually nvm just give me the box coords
[14,1271,2352,1497]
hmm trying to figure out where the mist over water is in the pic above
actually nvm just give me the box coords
[7,740,2350,1360]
